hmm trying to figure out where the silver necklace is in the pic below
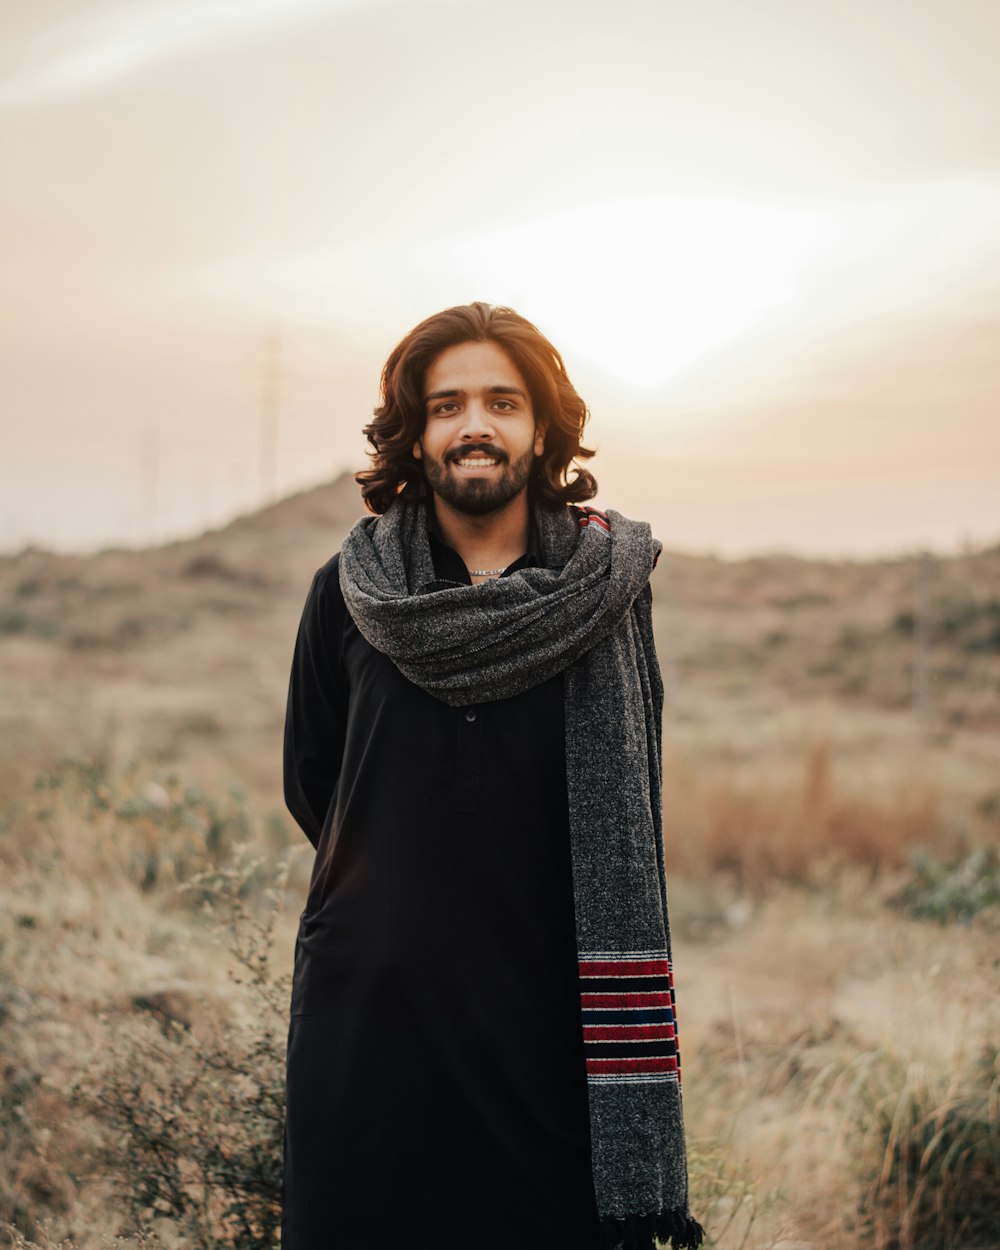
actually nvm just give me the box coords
[469,567,505,577]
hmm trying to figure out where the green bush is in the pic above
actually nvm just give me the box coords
[934,595,1000,654]
[0,608,59,639]
[894,847,1000,924]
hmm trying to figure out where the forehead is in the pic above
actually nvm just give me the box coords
[423,339,527,395]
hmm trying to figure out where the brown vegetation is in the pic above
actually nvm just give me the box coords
[1,476,998,1248]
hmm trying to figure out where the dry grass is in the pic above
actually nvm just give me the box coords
[0,764,301,1250]
[677,882,1000,1249]
[1,478,998,1249]
[4,762,997,1249]
[837,1045,999,1249]
[663,737,944,889]
[653,540,1000,733]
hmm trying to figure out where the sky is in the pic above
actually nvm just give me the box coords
[1,0,999,557]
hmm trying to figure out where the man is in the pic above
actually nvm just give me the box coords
[282,303,702,1250]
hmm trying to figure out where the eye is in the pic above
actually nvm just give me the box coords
[493,399,516,411]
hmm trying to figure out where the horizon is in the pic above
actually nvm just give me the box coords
[5,467,996,566]
[2,0,998,557]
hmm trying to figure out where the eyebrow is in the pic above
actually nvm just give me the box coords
[424,384,527,404]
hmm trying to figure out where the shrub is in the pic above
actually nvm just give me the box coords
[893,847,1000,925]
[0,609,59,639]
[934,595,1000,654]
[71,848,291,1250]
[2,762,299,1250]
[0,980,44,1244]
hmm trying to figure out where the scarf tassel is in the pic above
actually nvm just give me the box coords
[599,1209,706,1250]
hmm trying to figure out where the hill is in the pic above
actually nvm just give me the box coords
[2,472,997,850]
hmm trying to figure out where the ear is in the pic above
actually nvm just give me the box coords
[412,441,423,461]
[533,426,545,457]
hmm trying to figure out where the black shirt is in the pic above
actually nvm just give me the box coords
[282,524,601,1250]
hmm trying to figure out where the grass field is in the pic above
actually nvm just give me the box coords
[2,476,998,1249]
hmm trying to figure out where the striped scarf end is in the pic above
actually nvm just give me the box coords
[599,1209,706,1250]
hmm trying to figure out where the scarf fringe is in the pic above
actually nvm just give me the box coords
[599,1209,706,1250]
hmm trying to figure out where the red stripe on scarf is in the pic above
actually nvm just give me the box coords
[579,959,670,977]
[586,1056,680,1074]
[581,992,672,1008]
[583,1024,676,1041]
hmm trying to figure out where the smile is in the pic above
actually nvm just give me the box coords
[454,458,498,468]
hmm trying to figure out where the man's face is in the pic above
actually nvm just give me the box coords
[414,339,544,517]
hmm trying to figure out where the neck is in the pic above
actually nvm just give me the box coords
[431,489,531,575]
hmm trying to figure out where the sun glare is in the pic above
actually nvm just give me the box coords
[443,196,839,391]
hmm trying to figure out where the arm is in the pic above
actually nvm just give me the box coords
[283,559,349,849]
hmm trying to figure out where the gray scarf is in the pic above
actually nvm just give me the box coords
[338,499,703,1250]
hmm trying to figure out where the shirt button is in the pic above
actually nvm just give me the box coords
[465,709,477,722]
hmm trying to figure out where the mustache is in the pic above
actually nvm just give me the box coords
[444,443,508,466]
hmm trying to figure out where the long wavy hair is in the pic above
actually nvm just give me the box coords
[356,302,597,515]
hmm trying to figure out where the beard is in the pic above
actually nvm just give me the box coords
[422,442,536,516]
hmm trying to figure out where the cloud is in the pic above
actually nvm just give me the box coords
[0,0,436,110]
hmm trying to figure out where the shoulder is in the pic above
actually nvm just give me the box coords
[584,506,660,568]
[312,550,342,589]
[300,552,348,624]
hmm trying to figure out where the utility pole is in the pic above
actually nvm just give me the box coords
[912,549,932,741]
[259,326,282,506]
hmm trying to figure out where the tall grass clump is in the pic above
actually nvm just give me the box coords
[836,1045,1000,1249]
[25,755,262,892]
[664,738,943,889]
[70,848,291,1250]
[1,761,299,1250]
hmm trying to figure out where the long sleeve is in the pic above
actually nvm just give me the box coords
[283,559,349,849]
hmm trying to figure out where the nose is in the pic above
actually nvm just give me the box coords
[458,399,496,441]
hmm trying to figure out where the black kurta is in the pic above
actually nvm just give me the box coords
[282,527,602,1250]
